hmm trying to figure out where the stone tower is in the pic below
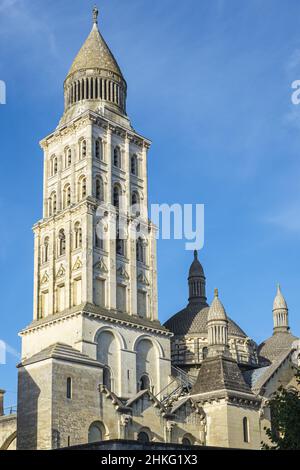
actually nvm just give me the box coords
[17,9,172,449]
[272,285,289,333]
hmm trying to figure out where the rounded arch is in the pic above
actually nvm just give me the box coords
[88,421,107,443]
[112,182,122,208]
[0,431,17,450]
[133,335,164,358]
[94,326,127,350]
[137,427,152,443]
[182,433,195,446]
[95,328,124,394]
[131,154,138,176]
[113,145,121,168]
[139,373,151,391]
[77,174,87,200]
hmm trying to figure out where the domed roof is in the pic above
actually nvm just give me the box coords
[67,12,124,80]
[258,331,298,365]
[188,251,204,278]
[164,303,246,338]
[207,289,227,321]
[273,285,288,311]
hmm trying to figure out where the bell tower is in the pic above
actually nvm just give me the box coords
[19,8,171,402]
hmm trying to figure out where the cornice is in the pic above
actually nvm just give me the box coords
[40,110,151,150]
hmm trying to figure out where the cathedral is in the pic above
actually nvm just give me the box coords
[0,8,299,451]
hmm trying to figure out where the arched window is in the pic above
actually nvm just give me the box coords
[113,147,121,168]
[78,176,87,200]
[182,435,193,446]
[88,422,104,444]
[137,431,150,444]
[113,185,120,209]
[74,222,82,249]
[103,367,112,390]
[202,347,208,360]
[95,138,103,160]
[49,192,57,216]
[136,237,145,263]
[131,154,138,176]
[116,230,125,256]
[51,155,58,176]
[95,177,104,201]
[58,229,66,256]
[63,184,71,209]
[243,417,249,443]
[43,237,49,263]
[139,374,150,391]
[79,139,87,159]
[66,377,72,399]
[67,148,72,167]
[131,191,140,216]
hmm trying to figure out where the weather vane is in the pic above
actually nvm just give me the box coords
[93,5,99,25]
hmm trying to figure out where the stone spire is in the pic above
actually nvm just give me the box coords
[273,284,289,333]
[207,289,229,357]
[62,7,127,121]
[188,250,207,305]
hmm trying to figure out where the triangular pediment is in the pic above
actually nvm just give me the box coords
[137,271,149,286]
[56,264,66,279]
[94,257,108,273]
[117,265,129,280]
[72,257,82,271]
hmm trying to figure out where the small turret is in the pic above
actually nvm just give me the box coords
[273,284,289,333]
[188,250,207,305]
[207,289,229,357]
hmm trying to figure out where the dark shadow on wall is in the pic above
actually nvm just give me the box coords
[16,368,41,450]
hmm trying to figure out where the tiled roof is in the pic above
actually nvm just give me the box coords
[192,355,252,395]
[258,331,298,365]
[67,23,124,79]
[19,343,103,368]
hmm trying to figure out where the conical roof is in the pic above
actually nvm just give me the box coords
[207,289,227,321]
[273,284,288,311]
[67,15,124,79]
[188,250,205,278]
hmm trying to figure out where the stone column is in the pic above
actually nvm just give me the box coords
[129,220,137,316]
[119,415,131,439]
[33,228,41,320]
[43,150,48,218]
[141,144,149,219]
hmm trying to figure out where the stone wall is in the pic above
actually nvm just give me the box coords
[0,414,17,450]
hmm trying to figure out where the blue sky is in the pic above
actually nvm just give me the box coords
[1,0,300,408]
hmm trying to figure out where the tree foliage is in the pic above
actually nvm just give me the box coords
[262,367,300,450]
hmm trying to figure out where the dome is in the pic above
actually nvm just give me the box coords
[164,303,246,338]
[207,289,227,322]
[188,250,205,278]
[258,331,298,365]
[273,285,288,311]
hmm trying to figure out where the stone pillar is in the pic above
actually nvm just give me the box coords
[87,123,93,196]
[43,150,48,218]
[33,228,41,320]
[149,224,158,321]
[165,421,175,443]
[119,414,131,439]
[129,220,137,316]
[141,144,148,219]
[0,390,5,416]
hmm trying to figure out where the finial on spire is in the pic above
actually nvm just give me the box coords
[214,288,219,298]
[93,5,99,25]
[194,250,198,260]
